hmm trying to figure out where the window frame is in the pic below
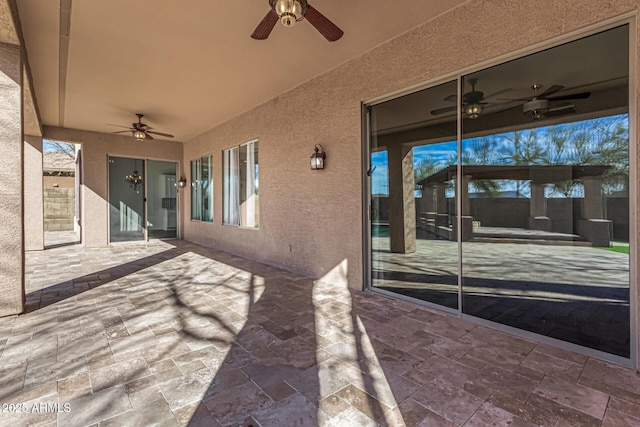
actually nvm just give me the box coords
[223,139,259,229]
[190,154,213,223]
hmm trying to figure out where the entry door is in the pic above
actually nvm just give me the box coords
[108,157,178,242]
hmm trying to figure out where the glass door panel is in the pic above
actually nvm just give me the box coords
[147,160,177,239]
[109,156,145,242]
[460,25,630,358]
[369,80,459,310]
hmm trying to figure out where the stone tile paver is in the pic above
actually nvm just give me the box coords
[0,239,633,425]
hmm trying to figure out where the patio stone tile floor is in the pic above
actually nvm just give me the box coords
[1,240,638,425]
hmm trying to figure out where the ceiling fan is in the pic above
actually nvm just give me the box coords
[108,114,174,141]
[430,78,512,119]
[501,84,591,119]
[251,0,343,42]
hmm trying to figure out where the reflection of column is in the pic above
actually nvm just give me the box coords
[582,176,604,219]
[0,43,25,316]
[387,144,416,254]
[530,184,546,217]
[579,176,611,246]
[422,186,435,213]
[435,184,447,214]
[461,175,471,216]
[528,183,551,231]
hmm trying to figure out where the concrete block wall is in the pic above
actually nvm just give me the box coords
[43,187,74,231]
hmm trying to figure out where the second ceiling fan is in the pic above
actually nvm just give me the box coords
[108,114,174,141]
[251,0,343,42]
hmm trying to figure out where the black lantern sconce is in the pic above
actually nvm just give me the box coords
[176,176,187,189]
[310,144,326,170]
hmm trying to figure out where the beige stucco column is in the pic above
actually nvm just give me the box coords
[387,144,415,253]
[24,135,43,250]
[582,176,604,219]
[0,42,24,316]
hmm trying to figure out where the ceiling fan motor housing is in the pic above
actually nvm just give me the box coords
[523,98,549,115]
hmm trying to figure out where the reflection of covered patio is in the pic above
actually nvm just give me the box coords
[415,164,613,246]
[372,236,630,357]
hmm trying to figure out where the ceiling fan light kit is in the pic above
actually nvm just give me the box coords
[275,0,304,27]
[464,102,483,119]
[251,0,343,42]
[133,129,146,141]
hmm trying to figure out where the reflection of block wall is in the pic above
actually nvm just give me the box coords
[44,188,75,231]
[386,195,632,239]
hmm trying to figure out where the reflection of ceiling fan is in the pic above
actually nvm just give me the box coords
[430,78,512,118]
[251,0,343,42]
[108,114,174,141]
[501,84,591,120]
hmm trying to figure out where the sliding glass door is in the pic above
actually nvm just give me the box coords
[369,80,460,310]
[109,156,145,242]
[366,24,631,361]
[109,157,178,242]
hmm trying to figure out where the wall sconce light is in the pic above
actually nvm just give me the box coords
[177,177,187,188]
[310,144,326,170]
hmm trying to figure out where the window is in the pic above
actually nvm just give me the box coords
[223,139,259,227]
[190,155,213,222]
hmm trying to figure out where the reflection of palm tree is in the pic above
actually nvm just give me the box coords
[499,130,544,197]
[413,114,629,199]
[463,137,502,196]
[542,117,629,196]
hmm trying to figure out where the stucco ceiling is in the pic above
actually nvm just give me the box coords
[15,0,468,142]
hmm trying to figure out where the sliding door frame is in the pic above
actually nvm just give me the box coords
[107,154,181,243]
[362,14,637,368]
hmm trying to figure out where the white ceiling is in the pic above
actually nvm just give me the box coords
[15,0,469,142]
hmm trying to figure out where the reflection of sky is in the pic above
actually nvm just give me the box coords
[370,114,628,196]
[371,143,457,195]
[371,151,389,195]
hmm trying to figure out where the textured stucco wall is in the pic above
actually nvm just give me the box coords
[183,0,640,294]
[43,175,74,188]
[24,135,43,250]
[0,41,24,316]
[43,126,183,247]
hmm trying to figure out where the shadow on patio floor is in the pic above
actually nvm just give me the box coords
[3,240,638,425]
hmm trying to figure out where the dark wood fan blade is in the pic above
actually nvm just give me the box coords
[305,4,343,42]
[107,123,132,129]
[146,131,174,138]
[546,104,577,117]
[483,88,512,99]
[145,133,154,140]
[431,105,456,116]
[112,130,131,134]
[548,91,591,101]
[444,94,457,103]
[539,85,564,98]
[251,10,278,40]
[496,97,531,101]
[548,103,575,112]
